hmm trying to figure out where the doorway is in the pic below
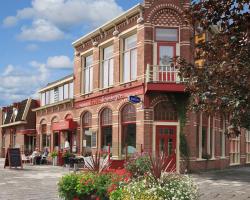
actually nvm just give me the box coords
[156,125,176,170]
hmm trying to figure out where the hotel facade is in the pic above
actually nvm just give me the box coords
[2,0,249,172]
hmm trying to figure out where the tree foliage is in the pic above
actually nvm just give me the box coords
[179,0,250,135]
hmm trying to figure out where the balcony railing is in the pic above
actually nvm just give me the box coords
[146,64,185,83]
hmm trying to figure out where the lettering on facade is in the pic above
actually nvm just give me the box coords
[75,87,143,108]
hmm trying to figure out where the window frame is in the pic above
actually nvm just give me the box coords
[122,34,138,83]
[229,136,240,165]
[246,131,250,163]
[155,27,179,43]
[101,45,114,89]
[83,54,94,94]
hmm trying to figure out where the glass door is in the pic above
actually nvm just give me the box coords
[157,44,176,82]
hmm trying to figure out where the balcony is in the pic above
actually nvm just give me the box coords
[145,64,186,92]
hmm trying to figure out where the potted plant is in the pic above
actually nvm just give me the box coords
[51,151,58,166]
[63,151,74,167]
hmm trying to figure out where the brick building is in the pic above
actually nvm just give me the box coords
[0,98,38,157]
[32,0,250,172]
[33,75,76,154]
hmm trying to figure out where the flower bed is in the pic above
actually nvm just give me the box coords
[58,153,199,200]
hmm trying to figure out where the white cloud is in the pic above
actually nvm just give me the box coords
[18,19,64,41]
[3,0,124,41]
[26,44,39,51]
[47,55,72,69]
[0,54,72,106]
[2,65,14,76]
[2,16,18,27]
[0,63,50,106]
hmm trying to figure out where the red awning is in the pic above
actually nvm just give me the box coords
[19,129,37,135]
[52,119,77,131]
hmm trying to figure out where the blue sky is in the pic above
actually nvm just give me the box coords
[0,0,141,106]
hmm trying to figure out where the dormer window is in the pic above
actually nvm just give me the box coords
[3,112,7,123]
[13,108,18,120]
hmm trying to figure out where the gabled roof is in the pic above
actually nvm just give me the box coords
[1,98,36,127]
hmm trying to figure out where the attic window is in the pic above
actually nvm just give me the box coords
[3,112,7,122]
[13,108,18,119]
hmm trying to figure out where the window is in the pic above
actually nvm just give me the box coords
[54,87,59,102]
[42,134,50,148]
[84,55,93,93]
[13,108,18,119]
[50,89,54,104]
[45,91,50,105]
[64,84,69,99]
[102,45,114,88]
[101,108,112,149]
[69,82,74,98]
[59,86,64,101]
[82,112,94,148]
[246,131,250,163]
[122,104,136,154]
[123,34,137,82]
[154,101,177,121]
[41,93,46,106]
[155,28,178,42]
[230,136,240,165]
[2,134,5,148]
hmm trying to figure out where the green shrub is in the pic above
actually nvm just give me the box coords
[124,154,150,178]
[58,173,79,200]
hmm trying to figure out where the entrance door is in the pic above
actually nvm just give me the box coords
[156,126,176,170]
[157,43,176,82]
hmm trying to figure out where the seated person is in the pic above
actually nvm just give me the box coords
[40,148,49,164]
[31,148,41,165]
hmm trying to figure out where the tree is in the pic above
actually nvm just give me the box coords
[178,0,250,135]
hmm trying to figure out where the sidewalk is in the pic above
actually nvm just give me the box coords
[0,158,68,200]
[192,167,250,200]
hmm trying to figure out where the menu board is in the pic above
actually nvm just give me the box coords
[4,148,23,169]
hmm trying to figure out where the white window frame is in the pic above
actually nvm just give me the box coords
[102,45,114,88]
[41,93,46,106]
[123,34,137,83]
[246,131,250,163]
[69,82,74,99]
[229,136,240,165]
[83,54,94,94]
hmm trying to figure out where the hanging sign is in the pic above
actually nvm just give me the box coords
[128,96,141,104]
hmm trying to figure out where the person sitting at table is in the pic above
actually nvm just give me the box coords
[40,148,49,164]
[31,148,41,165]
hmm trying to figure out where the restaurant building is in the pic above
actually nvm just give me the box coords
[33,0,250,172]
[0,98,38,157]
[33,75,77,154]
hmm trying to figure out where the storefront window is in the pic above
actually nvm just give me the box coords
[123,34,137,82]
[101,108,112,150]
[122,104,136,154]
[82,112,93,149]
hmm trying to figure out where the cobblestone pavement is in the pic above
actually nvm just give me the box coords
[192,167,250,200]
[0,158,68,200]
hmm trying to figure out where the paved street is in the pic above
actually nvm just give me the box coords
[0,158,68,200]
[1,157,250,200]
[193,167,250,200]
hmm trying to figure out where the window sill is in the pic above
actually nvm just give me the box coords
[81,92,93,97]
[230,163,240,166]
[196,158,206,161]
[99,86,114,92]
[120,79,137,86]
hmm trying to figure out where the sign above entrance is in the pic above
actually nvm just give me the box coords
[128,96,141,104]
[52,119,77,131]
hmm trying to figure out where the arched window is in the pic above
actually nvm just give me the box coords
[121,104,136,154]
[101,108,112,149]
[154,101,177,121]
[82,112,94,148]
